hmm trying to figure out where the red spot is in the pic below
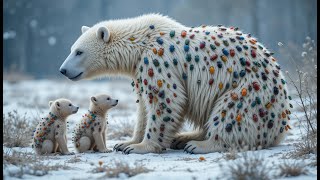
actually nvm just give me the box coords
[148,68,154,77]
[251,50,256,58]
[252,82,260,91]
[210,54,218,61]
[230,49,235,57]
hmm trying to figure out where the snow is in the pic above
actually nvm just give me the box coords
[48,36,56,46]
[3,30,16,40]
[3,79,317,179]
[30,19,38,28]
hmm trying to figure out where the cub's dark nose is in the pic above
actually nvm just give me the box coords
[77,107,79,109]
[116,100,119,102]
[60,68,67,75]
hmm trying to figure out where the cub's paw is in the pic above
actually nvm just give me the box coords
[99,148,112,153]
[113,141,137,152]
[122,142,164,154]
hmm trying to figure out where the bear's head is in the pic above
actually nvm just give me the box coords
[49,98,79,118]
[89,94,118,115]
[59,22,142,81]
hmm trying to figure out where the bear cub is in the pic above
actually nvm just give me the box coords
[32,98,79,155]
[73,94,118,153]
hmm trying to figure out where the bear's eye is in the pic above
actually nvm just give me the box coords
[107,98,110,100]
[76,51,83,56]
[69,104,72,106]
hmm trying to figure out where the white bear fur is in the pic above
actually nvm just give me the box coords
[60,14,291,154]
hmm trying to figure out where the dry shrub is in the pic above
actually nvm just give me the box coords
[278,161,308,177]
[219,152,270,180]
[289,129,317,158]
[92,160,151,178]
[108,119,134,140]
[280,38,317,160]
[3,149,70,178]
[3,110,38,147]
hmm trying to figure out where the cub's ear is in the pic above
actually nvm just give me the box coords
[81,26,90,34]
[96,26,110,42]
[91,96,97,104]
[55,101,61,109]
[49,101,53,107]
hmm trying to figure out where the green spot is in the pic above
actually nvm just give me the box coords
[185,39,190,45]
[210,44,216,51]
[195,55,200,63]
[186,53,192,62]
[163,116,171,122]
[170,30,175,38]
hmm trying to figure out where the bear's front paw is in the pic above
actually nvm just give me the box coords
[122,142,164,154]
[62,151,75,155]
[184,140,215,154]
[170,137,189,150]
[113,140,137,152]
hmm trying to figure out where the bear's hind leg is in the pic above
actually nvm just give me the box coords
[170,130,205,150]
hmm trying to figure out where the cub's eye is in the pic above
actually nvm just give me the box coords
[76,51,83,56]
[107,98,110,100]
[69,104,72,106]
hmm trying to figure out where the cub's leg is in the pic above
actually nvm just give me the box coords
[56,135,74,155]
[170,130,205,150]
[41,140,54,154]
[93,132,111,153]
[114,96,147,151]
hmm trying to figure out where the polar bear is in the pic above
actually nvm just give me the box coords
[32,99,78,155]
[59,14,292,154]
[72,94,118,153]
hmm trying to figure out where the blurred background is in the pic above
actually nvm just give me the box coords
[3,0,317,79]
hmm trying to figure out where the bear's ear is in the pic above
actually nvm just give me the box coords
[55,101,61,110]
[91,96,97,104]
[96,26,110,42]
[81,26,90,34]
[49,101,53,107]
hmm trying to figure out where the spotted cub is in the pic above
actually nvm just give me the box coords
[72,94,118,153]
[32,98,79,155]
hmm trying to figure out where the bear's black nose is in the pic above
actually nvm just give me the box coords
[116,100,119,102]
[60,68,67,75]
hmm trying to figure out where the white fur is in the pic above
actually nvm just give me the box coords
[61,14,291,154]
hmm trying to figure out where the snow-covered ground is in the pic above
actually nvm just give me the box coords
[3,79,317,179]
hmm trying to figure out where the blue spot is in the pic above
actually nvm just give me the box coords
[144,57,149,65]
[222,48,229,56]
[239,70,246,77]
[173,83,177,89]
[184,45,189,52]
[233,71,239,79]
[156,37,163,45]
[236,45,242,52]
[173,58,178,65]
[239,57,246,66]
[169,45,175,52]
[149,25,154,29]
[205,31,210,35]
[217,61,223,68]
[243,45,248,50]
[214,121,219,126]
[182,72,187,80]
